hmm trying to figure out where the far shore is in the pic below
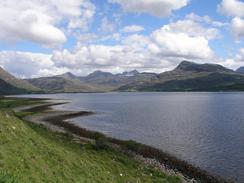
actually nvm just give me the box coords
[11,96,233,183]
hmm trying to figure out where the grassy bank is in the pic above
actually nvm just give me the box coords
[0,98,182,183]
[38,104,230,183]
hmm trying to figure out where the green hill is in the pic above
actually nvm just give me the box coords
[0,98,181,183]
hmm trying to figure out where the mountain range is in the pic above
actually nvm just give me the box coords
[1,60,244,94]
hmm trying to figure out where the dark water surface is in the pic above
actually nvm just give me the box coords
[17,92,244,182]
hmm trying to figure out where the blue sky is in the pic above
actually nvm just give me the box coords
[0,0,243,78]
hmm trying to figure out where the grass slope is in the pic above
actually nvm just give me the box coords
[0,98,181,183]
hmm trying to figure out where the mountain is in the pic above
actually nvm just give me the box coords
[27,72,104,93]
[236,67,244,74]
[84,71,114,80]
[27,70,157,93]
[2,60,243,94]
[0,67,39,95]
[121,70,139,77]
[118,61,244,91]
[26,61,244,93]
[56,72,79,80]
[79,70,157,90]
[174,61,233,73]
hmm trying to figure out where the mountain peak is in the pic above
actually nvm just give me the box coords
[175,61,233,73]
[65,72,76,77]
[86,70,113,79]
[175,61,196,70]
[122,70,139,76]
[57,72,77,79]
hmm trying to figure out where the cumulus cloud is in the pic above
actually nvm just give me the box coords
[236,48,244,62]
[231,17,244,41]
[218,0,244,18]
[218,0,244,41]
[165,19,219,40]
[52,34,152,71]
[0,51,67,78]
[218,48,244,69]
[150,27,214,59]
[121,25,145,33]
[51,18,215,75]
[109,0,190,17]
[0,13,221,77]
[100,17,116,33]
[186,13,227,27]
[0,0,95,46]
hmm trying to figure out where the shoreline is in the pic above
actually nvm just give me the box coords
[13,97,233,183]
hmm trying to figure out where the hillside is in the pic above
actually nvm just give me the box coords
[27,70,158,93]
[118,61,244,91]
[27,74,105,93]
[0,67,40,94]
[0,78,28,95]
[80,70,158,89]
[0,98,182,183]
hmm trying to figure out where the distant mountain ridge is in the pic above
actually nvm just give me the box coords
[1,61,244,94]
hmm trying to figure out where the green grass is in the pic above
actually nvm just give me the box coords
[0,98,181,183]
[0,98,43,110]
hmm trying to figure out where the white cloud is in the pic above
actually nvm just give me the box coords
[236,48,244,62]
[150,26,214,59]
[219,48,244,69]
[0,51,66,78]
[75,33,98,43]
[186,13,227,27]
[218,0,244,18]
[218,0,244,41]
[100,17,116,32]
[51,18,216,75]
[231,17,244,41]
[121,25,145,33]
[0,0,95,46]
[52,33,164,74]
[166,19,219,40]
[0,14,220,77]
[109,0,190,17]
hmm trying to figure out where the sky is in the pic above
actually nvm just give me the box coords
[0,0,243,78]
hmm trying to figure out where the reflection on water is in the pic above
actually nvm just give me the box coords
[18,92,244,182]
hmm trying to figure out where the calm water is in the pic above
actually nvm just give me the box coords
[17,92,244,182]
